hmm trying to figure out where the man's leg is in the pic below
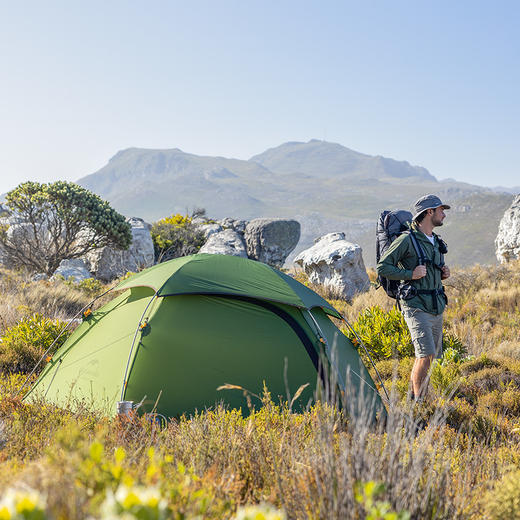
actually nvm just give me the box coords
[403,307,438,400]
[411,355,434,399]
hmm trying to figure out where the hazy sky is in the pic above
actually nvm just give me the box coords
[1,1,518,195]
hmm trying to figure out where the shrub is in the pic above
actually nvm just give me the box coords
[430,358,462,395]
[354,481,410,520]
[0,314,71,374]
[0,181,131,275]
[460,366,520,403]
[345,305,466,361]
[150,214,206,262]
[344,306,413,361]
[483,469,520,519]
[62,277,107,298]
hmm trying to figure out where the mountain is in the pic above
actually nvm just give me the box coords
[79,147,274,219]
[77,140,513,267]
[251,139,436,181]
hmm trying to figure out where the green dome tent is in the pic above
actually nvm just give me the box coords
[25,254,385,421]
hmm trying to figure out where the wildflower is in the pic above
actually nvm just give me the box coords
[100,484,167,520]
[233,503,286,520]
[0,487,47,520]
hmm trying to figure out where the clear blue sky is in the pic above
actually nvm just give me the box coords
[1,0,518,194]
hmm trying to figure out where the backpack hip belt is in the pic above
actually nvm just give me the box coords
[397,285,447,313]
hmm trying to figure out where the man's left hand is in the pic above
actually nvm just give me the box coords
[441,265,450,280]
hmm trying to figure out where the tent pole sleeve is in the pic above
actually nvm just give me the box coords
[120,293,158,401]
[17,285,117,398]
[340,316,390,403]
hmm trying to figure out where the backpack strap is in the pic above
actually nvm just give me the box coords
[407,231,445,271]
[406,231,427,266]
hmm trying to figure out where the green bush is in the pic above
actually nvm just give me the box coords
[483,469,520,519]
[345,305,466,362]
[62,277,107,298]
[0,314,71,374]
[0,181,131,275]
[151,214,206,262]
[344,306,413,361]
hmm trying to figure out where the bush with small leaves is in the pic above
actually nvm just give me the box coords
[345,305,466,361]
[0,314,71,374]
[0,181,131,275]
[150,213,205,262]
[483,469,520,519]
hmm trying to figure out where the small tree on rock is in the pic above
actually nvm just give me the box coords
[0,181,132,275]
[151,213,206,262]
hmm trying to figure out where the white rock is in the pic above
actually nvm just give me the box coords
[32,273,49,282]
[51,258,92,282]
[84,217,155,281]
[244,218,300,267]
[199,223,223,239]
[294,232,370,300]
[198,229,247,257]
[496,195,520,263]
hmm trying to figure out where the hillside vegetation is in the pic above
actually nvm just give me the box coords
[1,262,520,518]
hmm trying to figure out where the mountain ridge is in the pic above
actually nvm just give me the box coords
[76,139,513,267]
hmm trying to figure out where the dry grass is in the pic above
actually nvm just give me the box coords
[0,268,116,334]
[1,261,520,518]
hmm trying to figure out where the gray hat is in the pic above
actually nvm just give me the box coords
[412,194,450,220]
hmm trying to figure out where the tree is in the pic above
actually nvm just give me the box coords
[0,181,132,275]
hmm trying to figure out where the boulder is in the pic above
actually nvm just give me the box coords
[32,273,49,282]
[199,223,223,239]
[198,229,247,257]
[218,217,248,232]
[51,258,92,282]
[244,218,300,267]
[84,217,155,281]
[294,232,370,300]
[496,195,520,263]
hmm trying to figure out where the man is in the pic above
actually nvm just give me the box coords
[376,195,451,400]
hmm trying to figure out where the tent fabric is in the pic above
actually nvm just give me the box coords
[30,287,155,413]
[26,254,384,421]
[125,295,321,415]
[115,253,340,317]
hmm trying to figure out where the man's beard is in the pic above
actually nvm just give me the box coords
[433,218,444,227]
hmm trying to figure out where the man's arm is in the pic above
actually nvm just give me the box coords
[376,234,415,281]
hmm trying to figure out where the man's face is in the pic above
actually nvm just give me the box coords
[431,206,446,227]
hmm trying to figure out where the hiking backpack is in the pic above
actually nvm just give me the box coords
[376,210,427,299]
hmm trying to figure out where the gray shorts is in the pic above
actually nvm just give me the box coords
[402,307,443,359]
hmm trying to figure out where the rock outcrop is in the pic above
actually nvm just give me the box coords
[199,229,248,257]
[294,232,369,300]
[196,217,300,267]
[244,218,300,268]
[51,259,92,282]
[496,195,520,263]
[84,217,155,281]
[199,223,223,239]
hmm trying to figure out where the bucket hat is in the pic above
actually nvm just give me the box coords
[412,194,450,221]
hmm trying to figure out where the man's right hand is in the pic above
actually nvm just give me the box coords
[412,265,427,280]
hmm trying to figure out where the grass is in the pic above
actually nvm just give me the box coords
[1,261,520,518]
